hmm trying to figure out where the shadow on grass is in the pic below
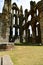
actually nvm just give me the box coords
[14,42,42,46]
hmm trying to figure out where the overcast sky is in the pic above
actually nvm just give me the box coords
[0,0,40,13]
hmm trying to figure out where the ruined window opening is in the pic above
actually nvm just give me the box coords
[17,28,19,36]
[36,27,38,36]
[36,22,40,36]
[37,9,39,16]
[18,18,19,25]
[28,25,32,37]
[22,20,25,26]
[17,11,18,14]
[13,17,15,25]
[12,27,15,36]
[28,15,31,21]
[36,22,39,25]
[14,10,16,14]
[23,30,26,37]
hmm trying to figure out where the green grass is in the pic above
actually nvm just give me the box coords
[0,45,43,65]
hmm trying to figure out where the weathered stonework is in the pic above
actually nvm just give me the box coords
[36,0,43,44]
[0,0,43,45]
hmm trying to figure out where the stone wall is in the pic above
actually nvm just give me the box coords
[0,0,43,44]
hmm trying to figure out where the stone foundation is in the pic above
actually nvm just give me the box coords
[0,44,14,51]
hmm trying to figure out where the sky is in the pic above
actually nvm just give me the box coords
[0,0,40,13]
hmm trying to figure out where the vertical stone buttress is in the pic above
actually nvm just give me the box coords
[1,0,11,38]
[30,1,36,43]
[37,0,43,44]
[19,6,23,43]
[25,9,28,42]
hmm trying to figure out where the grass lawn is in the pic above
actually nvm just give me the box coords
[0,45,43,65]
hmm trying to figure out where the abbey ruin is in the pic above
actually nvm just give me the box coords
[0,0,43,45]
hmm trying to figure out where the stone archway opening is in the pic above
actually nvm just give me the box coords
[35,22,41,43]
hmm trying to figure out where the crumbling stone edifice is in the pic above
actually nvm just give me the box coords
[0,0,43,45]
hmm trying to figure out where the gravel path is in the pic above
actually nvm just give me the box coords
[0,55,14,65]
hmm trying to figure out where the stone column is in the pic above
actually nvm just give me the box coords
[25,9,28,42]
[39,12,43,44]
